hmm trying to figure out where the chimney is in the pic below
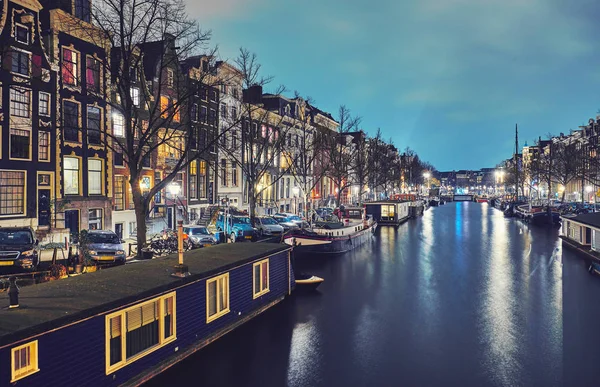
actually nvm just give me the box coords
[243,85,263,104]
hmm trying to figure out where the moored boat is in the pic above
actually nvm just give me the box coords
[284,207,377,254]
[295,273,325,290]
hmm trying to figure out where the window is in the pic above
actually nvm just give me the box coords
[231,106,237,119]
[130,87,140,106]
[10,87,30,118]
[87,106,101,145]
[10,129,30,159]
[62,48,78,86]
[142,153,151,168]
[160,96,169,118]
[191,103,198,122]
[114,152,124,166]
[130,67,138,82]
[86,57,101,93]
[199,161,207,198]
[114,175,125,210]
[253,259,269,298]
[63,101,80,142]
[113,113,124,137]
[232,87,239,99]
[220,159,227,187]
[106,293,176,374]
[15,24,29,44]
[232,162,238,187]
[88,208,102,230]
[10,341,38,382]
[231,131,237,149]
[167,69,174,87]
[88,159,103,195]
[209,89,216,102]
[38,131,50,161]
[206,273,229,322]
[209,109,216,126]
[221,103,228,119]
[75,0,91,22]
[39,92,50,116]
[189,161,197,199]
[0,171,25,215]
[11,50,30,76]
[172,99,180,122]
[220,84,227,94]
[220,130,227,147]
[200,106,207,123]
[63,157,80,195]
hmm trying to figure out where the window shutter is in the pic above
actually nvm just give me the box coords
[141,301,158,326]
[110,316,121,338]
[126,307,142,331]
[164,297,173,316]
[32,54,42,77]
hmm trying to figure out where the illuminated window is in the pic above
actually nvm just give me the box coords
[113,113,124,137]
[0,171,25,215]
[206,273,229,322]
[62,48,78,86]
[10,87,30,118]
[11,341,39,382]
[86,57,101,93]
[88,159,103,195]
[38,131,50,161]
[63,157,80,195]
[114,175,125,210]
[130,87,140,106]
[106,293,176,374]
[253,259,269,298]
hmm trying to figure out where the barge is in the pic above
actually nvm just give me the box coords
[0,243,293,386]
[284,207,377,254]
[365,200,412,226]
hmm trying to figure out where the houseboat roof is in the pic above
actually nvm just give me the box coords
[0,243,289,347]
[561,212,600,229]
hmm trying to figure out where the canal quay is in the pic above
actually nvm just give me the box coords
[146,202,600,387]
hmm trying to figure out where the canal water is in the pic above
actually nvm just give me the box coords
[146,202,600,387]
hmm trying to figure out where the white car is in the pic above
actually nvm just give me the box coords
[255,217,285,236]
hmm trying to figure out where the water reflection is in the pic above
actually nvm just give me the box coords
[287,319,322,386]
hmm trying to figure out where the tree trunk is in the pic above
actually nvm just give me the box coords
[132,182,148,260]
[248,190,257,226]
[561,189,566,203]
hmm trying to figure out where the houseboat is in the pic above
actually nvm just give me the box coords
[284,207,377,254]
[516,204,561,225]
[559,213,600,274]
[365,200,412,226]
[453,194,474,202]
[0,243,294,386]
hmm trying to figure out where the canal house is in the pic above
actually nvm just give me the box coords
[0,0,58,230]
[0,243,293,386]
[365,200,411,226]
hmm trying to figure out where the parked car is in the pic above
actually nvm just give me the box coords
[215,213,258,242]
[254,217,285,236]
[86,230,126,265]
[0,227,39,271]
[183,225,218,248]
[274,213,303,226]
[272,215,299,231]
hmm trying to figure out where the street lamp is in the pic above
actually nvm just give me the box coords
[168,182,181,229]
[292,186,300,215]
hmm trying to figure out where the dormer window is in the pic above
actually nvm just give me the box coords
[15,24,29,44]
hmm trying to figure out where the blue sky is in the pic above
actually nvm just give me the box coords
[185,0,600,171]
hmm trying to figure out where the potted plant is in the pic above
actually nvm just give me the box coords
[75,230,95,274]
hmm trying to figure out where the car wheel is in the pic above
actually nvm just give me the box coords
[230,233,236,243]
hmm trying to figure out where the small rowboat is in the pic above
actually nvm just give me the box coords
[295,274,324,291]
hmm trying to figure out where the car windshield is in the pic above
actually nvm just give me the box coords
[261,218,277,225]
[274,218,287,224]
[0,230,33,245]
[232,217,251,224]
[289,215,301,221]
[88,233,121,244]
[188,227,209,235]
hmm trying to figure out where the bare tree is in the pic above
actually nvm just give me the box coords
[351,130,369,205]
[66,0,228,255]
[326,106,360,206]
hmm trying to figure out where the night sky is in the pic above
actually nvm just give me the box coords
[184,0,600,171]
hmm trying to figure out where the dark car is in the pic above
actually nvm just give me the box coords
[0,227,39,271]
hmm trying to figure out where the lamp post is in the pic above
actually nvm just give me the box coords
[292,186,300,215]
[168,183,181,230]
[423,172,431,197]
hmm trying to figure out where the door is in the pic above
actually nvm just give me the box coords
[115,223,124,239]
[38,189,51,227]
[65,210,79,240]
[167,207,173,229]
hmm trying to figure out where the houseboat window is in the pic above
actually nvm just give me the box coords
[253,259,269,298]
[11,340,39,382]
[207,273,230,322]
[105,292,176,374]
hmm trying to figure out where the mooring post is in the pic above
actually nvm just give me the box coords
[8,276,19,309]
[172,220,190,278]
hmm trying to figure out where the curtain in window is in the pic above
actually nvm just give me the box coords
[125,302,159,359]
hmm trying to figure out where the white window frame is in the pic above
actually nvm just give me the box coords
[38,92,50,117]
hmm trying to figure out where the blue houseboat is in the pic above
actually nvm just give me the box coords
[0,243,293,386]
[365,200,412,226]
